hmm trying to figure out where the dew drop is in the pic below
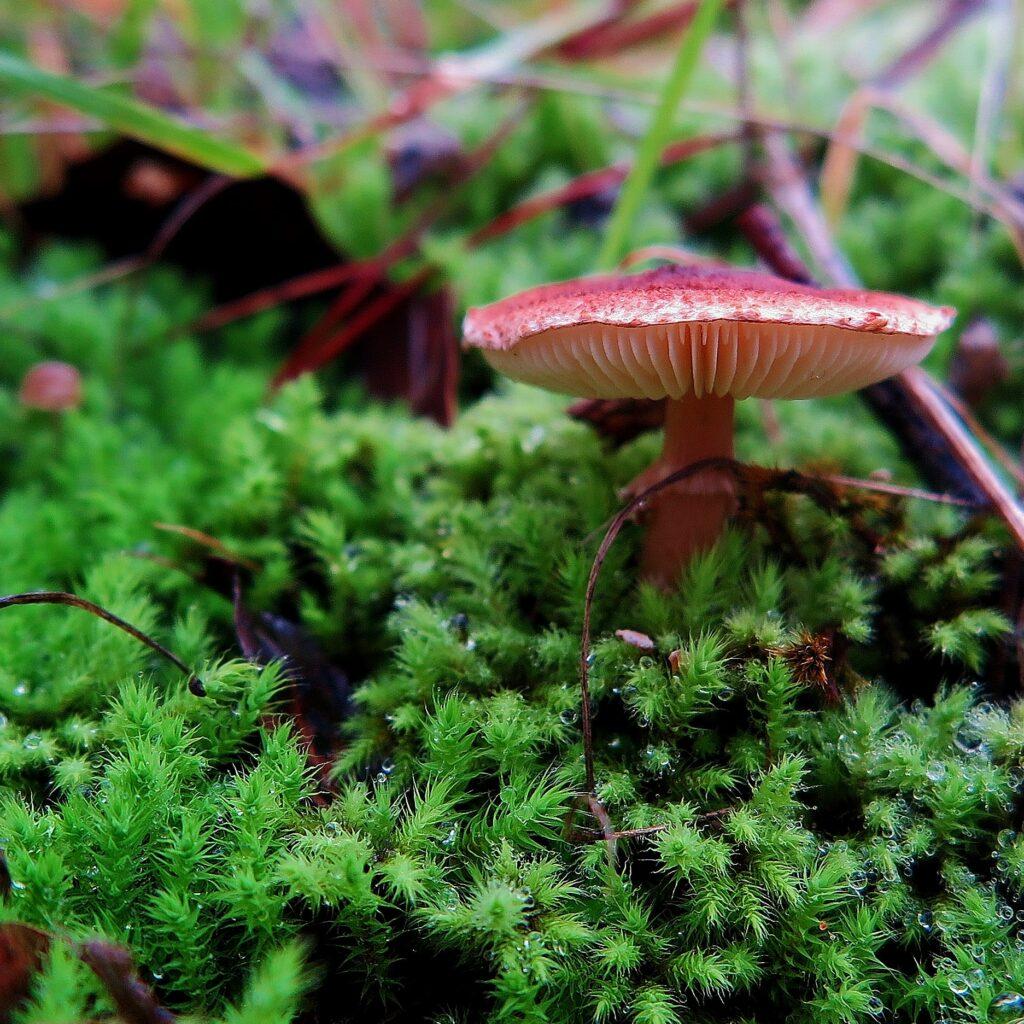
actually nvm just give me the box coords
[948,974,970,996]
[954,729,981,755]
[991,992,1024,1016]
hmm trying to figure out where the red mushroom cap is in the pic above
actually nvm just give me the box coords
[18,361,83,412]
[463,265,955,400]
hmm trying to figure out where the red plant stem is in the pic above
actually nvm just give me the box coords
[470,132,738,246]
[195,261,372,332]
[271,269,431,387]
[559,0,734,59]
[200,105,528,338]
[940,384,1024,489]
[875,0,988,89]
[273,273,381,376]
[736,204,815,283]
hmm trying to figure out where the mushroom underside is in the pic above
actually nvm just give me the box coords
[482,320,934,400]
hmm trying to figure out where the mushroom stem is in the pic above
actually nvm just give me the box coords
[637,394,736,588]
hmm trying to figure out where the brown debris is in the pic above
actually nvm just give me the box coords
[772,629,840,703]
[615,629,656,652]
[568,397,665,447]
[232,578,351,802]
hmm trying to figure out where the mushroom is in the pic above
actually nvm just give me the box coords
[463,264,955,588]
[18,361,82,413]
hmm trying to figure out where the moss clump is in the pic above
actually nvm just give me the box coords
[0,239,1022,1023]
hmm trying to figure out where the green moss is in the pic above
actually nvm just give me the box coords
[0,234,1020,1023]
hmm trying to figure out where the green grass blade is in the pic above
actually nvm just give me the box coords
[596,0,726,270]
[0,50,266,178]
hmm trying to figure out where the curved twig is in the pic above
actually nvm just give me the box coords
[0,591,203,694]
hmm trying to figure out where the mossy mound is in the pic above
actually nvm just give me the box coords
[0,241,1021,1024]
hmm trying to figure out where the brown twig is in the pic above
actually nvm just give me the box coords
[0,591,202,693]
[821,473,982,509]
[755,133,1024,549]
[940,382,1024,489]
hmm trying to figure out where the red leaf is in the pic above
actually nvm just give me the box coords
[0,924,51,1018]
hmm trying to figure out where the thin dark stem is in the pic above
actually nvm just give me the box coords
[0,591,201,691]
[146,175,232,261]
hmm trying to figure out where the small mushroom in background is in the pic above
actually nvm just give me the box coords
[948,317,1010,408]
[18,361,83,413]
[463,264,954,589]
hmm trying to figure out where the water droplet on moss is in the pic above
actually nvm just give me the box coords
[991,992,1024,1016]
[954,729,981,754]
[917,911,934,932]
[559,708,578,726]
[925,762,947,782]
[948,974,970,996]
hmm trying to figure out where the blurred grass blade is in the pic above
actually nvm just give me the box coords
[0,51,266,177]
[597,0,726,270]
[820,91,871,228]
